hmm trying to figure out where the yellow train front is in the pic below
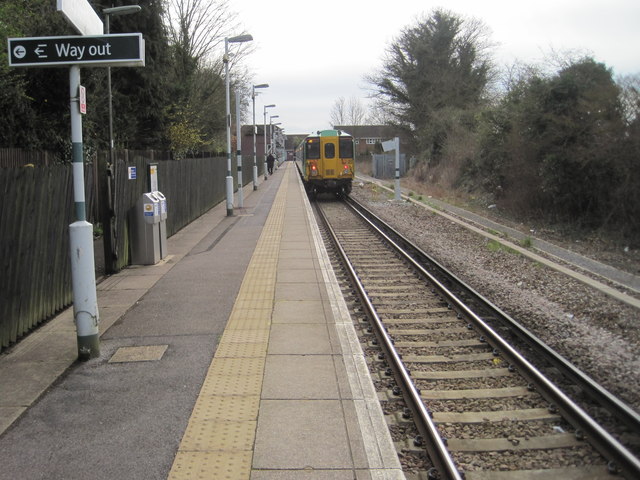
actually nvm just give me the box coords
[295,129,355,197]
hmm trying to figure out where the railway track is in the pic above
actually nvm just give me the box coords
[313,196,640,480]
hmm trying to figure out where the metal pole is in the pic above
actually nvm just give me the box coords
[270,118,274,164]
[235,88,243,208]
[252,87,258,190]
[263,108,268,180]
[106,15,114,162]
[394,137,402,202]
[224,38,234,216]
[69,65,100,360]
[104,13,118,271]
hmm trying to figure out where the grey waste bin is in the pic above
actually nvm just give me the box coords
[131,192,161,265]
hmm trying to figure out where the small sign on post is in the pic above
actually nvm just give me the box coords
[78,85,86,114]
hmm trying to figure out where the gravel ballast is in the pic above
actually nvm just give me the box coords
[351,184,640,411]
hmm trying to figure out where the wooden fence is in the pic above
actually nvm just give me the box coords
[0,150,264,351]
[0,148,60,167]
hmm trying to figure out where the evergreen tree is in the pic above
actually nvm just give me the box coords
[0,0,75,156]
[368,9,493,161]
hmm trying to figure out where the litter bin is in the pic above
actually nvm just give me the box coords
[131,192,161,265]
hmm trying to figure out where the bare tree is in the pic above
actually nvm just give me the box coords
[163,0,253,69]
[330,96,347,126]
[348,96,367,126]
[617,73,640,125]
[366,99,394,125]
[330,95,367,127]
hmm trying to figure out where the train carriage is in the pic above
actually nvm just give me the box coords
[295,129,355,197]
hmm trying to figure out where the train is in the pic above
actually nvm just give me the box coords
[294,129,355,197]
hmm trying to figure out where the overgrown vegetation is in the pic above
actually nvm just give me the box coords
[367,8,640,243]
[0,0,249,160]
[2,4,639,241]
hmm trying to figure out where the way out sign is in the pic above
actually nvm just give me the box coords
[8,33,144,68]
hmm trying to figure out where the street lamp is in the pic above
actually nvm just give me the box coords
[270,115,280,166]
[235,88,244,208]
[272,122,282,165]
[263,104,275,180]
[224,34,253,216]
[252,84,268,190]
[103,4,141,270]
[103,5,142,162]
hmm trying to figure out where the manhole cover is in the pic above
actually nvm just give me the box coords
[109,345,168,363]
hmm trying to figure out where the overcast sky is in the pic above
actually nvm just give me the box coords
[229,0,640,134]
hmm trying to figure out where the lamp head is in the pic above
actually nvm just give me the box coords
[228,34,253,43]
[103,5,142,15]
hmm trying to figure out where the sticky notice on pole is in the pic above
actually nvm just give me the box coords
[128,166,137,179]
[79,85,86,114]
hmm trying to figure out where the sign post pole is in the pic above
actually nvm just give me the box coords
[382,136,402,202]
[8,7,144,361]
[68,64,100,359]
[393,137,401,202]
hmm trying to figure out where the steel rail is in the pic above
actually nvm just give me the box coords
[348,196,640,436]
[345,197,640,479]
[314,201,463,480]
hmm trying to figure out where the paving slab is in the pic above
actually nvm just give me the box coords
[253,399,354,469]
[262,354,340,399]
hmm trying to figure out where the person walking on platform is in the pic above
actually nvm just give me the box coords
[267,153,275,175]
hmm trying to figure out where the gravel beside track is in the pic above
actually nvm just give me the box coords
[350,184,640,416]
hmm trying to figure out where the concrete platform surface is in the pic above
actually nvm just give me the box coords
[0,163,403,480]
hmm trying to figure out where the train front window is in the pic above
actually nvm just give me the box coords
[305,138,320,159]
[339,137,354,158]
[324,142,335,159]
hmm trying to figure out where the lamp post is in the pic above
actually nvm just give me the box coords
[102,4,141,271]
[224,34,253,216]
[263,104,275,180]
[252,84,268,190]
[235,88,244,208]
[103,5,141,164]
[273,122,282,166]
[270,115,280,166]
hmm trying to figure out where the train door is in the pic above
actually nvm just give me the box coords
[338,135,354,178]
[304,136,320,181]
[321,138,339,179]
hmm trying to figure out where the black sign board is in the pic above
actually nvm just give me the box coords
[8,33,144,67]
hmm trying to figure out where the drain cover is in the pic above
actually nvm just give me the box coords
[109,345,168,363]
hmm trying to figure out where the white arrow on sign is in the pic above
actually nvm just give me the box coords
[13,45,26,59]
[35,45,47,58]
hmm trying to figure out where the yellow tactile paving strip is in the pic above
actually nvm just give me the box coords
[168,175,288,480]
